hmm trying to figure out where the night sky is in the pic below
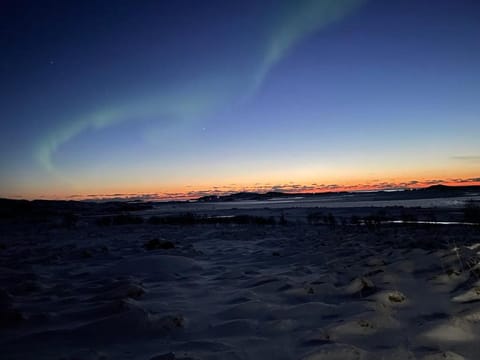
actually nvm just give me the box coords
[1,0,479,200]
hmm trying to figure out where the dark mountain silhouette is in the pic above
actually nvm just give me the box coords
[195,185,480,202]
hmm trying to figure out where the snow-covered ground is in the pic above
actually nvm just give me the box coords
[144,195,480,213]
[1,204,480,359]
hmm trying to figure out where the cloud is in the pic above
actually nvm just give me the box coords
[70,193,162,202]
[450,177,480,183]
[451,156,480,162]
[423,179,444,185]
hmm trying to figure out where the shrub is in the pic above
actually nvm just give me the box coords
[350,215,360,225]
[148,213,196,225]
[61,212,78,228]
[307,212,323,225]
[147,213,276,226]
[400,211,418,223]
[96,213,144,226]
[464,200,480,224]
[144,238,175,250]
[325,213,336,228]
[279,212,288,226]
[112,214,143,225]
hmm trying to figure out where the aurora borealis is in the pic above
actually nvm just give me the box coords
[1,0,479,200]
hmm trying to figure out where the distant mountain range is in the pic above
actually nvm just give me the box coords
[196,185,480,202]
[1,185,479,210]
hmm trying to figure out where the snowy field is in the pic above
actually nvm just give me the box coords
[148,195,480,213]
[1,201,480,359]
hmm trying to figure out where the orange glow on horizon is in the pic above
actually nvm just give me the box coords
[8,176,478,201]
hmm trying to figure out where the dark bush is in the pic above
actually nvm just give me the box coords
[148,213,196,225]
[61,212,78,228]
[307,212,323,225]
[96,213,144,226]
[234,215,276,225]
[147,213,276,226]
[112,214,143,225]
[144,238,175,250]
[400,211,418,223]
[363,211,388,231]
[464,200,480,224]
[325,213,336,228]
[96,216,112,226]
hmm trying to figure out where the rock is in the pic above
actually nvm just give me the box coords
[0,288,24,328]
[149,353,196,360]
[150,353,176,360]
[59,349,108,360]
[344,277,376,297]
[81,249,93,258]
[301,343,367,360]
[452,286,480,303]
[421,351,465,360]
[0,288,13,307]
[388,291,406,303]
[366,257,386,267]
[144,238,175,251]
[11,279,44,295]
[92,281,146,301]
[0,307,24,328]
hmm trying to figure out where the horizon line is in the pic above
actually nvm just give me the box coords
[2,181,480,203]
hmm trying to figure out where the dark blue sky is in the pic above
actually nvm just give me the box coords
[1,0,479,199]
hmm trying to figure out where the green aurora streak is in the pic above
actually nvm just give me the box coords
[36,0,365,174]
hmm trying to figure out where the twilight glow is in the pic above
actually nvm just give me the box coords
[1,0,479,200]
